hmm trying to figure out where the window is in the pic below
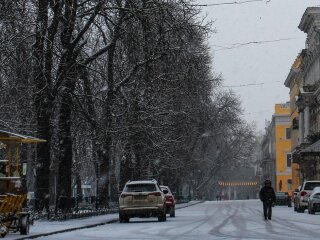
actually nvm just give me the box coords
[304,182,320,191]
[287,179,292,191]
[286,154,292,168]
[124,184,156,192]
[278,180,282,191]
[292,117,299,129]
[286,128,291,139]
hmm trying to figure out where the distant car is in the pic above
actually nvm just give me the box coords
[160,185,175,217]
[296,181,320,213]
[275,192,291,207]
[293,187,300,212]
[118,180,166,223]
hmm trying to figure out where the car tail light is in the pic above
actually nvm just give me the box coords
[166,196,173,201]
[301,191,307,197]
[120,193,132,198]
[148,192,161,197]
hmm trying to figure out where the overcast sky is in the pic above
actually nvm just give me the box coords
[196,0,319,131]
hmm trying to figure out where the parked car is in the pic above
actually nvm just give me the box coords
[160,185,175,217]
[293,187,300,212]
[308,187,320,214]
[275,192,291,207]
[296,181,320,213]
[118,180,166,223]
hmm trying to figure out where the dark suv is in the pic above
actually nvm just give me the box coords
[275,192,291,207]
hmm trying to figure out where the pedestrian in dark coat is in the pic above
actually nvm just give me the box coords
[259,179,276,220]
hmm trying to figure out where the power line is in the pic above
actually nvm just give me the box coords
[222,81,281,88]
[193,0,265,7]
[243,110,273,115]
[213,38,301,51]
[222,83,264,88]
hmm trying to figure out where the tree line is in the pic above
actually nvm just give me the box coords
[0,0,255,211]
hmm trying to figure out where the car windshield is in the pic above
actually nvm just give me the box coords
[304,182,320,191]
[124,184,157,193]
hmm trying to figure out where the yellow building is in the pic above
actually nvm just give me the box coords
[272,103,292,193]
[284,55,303,192]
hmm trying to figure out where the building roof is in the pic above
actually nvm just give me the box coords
[301,139,320,155]
[0,129,46,143]
[298,7,320,33]
[284,54,302,88]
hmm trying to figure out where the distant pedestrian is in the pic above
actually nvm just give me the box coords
[259,179,276,220]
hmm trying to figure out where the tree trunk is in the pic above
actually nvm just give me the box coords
[33,0,51,212]
[57,63,78,211]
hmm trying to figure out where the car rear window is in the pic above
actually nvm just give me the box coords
[124,184,157,192]
[276,192,287,196]
[160,186,170,192]
[304,182,320,190]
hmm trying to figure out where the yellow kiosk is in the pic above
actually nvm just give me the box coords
[0,130,45,237]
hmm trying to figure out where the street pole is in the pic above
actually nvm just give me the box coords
[95,163,100,210]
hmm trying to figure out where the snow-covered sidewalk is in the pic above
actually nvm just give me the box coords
[7,201,202,240]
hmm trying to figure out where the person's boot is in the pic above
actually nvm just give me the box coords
[268,216,271,220]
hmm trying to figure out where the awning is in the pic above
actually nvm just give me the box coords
[0,129,46,143]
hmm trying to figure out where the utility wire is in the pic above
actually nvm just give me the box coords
[213,38,300,51]
[193,0,266,7]
[243,110,273,115]
[222,81,281,88]
[222,83,264,88]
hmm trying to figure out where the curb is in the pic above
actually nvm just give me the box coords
[15,219,118,240]
[15,201,204,239]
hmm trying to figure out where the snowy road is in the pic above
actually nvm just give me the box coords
[37,200,320,240]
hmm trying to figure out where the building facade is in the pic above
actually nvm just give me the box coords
[284,55,303,191]
[260,103,292,192]
[291,7,320,182]
[273,103,292,192]
[260,121,276,189]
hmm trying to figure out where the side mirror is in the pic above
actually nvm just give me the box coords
[172,192,176,195]
[162,189,168,194]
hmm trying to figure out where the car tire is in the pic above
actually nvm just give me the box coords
[310,207,315,215]
[119,215,129,223]
[158,206,167,222]
[19,215,29,235]
[297,204,304,213]
[169,206,175,217]
[158,214,166,222]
